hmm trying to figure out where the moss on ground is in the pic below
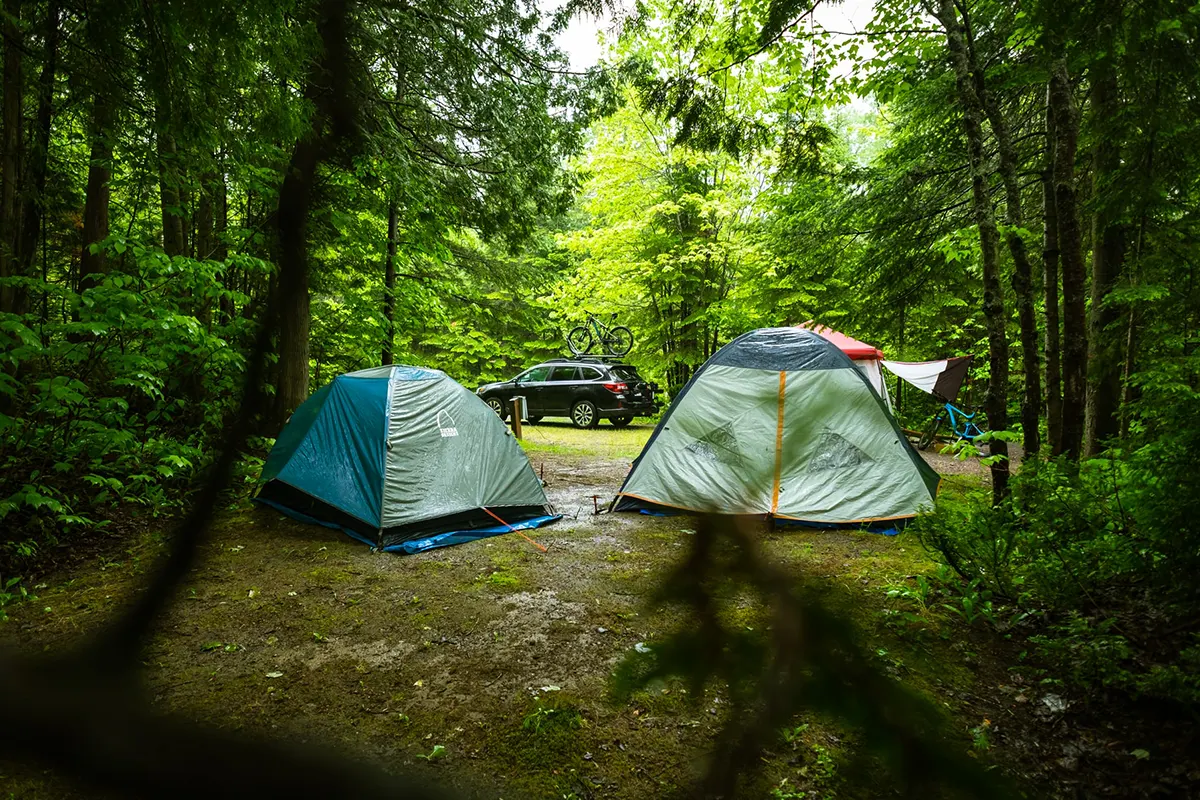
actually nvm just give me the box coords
[0,423,1019,799]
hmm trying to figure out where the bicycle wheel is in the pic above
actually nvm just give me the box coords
[918,413,944,451]
[603,325,633,356]
[566,326,592,355]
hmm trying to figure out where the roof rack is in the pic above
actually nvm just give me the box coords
[563,354,627,363]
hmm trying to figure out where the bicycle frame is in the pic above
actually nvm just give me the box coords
[942,403,983,441]
[586,313,616,341]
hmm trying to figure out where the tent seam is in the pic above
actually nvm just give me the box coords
[771,370,786,515]
[379,370,395,533]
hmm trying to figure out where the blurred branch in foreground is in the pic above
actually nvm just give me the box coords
[611,513,1019,799]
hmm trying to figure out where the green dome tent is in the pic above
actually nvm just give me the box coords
[256,365,557,553]
[612,328,939,529]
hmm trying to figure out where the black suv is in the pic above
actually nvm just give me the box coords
[476,358,660,428]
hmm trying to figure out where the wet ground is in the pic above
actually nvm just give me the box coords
[1,421,1173,799]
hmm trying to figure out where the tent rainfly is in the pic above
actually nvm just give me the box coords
[797,321,892,409]
[256,365,558,553]
[612,327,940,528]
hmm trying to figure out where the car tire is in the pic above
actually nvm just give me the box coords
[570,400,599,429]
[486,397,508,421]
[609,416,632,427]
[527,416,543,424]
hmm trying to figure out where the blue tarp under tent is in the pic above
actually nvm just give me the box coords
[256,365,558,553]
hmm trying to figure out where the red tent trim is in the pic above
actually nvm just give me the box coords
[796,321,885,360]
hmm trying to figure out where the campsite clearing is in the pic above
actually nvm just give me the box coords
[0,425,1143,798]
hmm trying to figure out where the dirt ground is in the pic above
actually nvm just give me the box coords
[0,421,1181,798]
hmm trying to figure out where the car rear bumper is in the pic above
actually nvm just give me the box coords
[598,398,659,417]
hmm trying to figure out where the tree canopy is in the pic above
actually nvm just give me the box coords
[2,0,1200,792]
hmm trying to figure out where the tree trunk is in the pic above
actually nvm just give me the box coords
[964,5,1040,455]
[381,201,398,365]
[142,0,186,260]
[194,172,217,327]
[1084,57,1125,456]
[271,0,351,428]
[934,0,1009,502]
[1120,310,1137,438]
[180,180,192,257]
[196,174,214,260]
[0,0,22,314]
[157,127,185,257]
[272,140,317,427]
[1004,191,1044,453]
[79,95,114,289]
[1042,87,1064,455]
[14,0,60,318]
[216,171,228,261]
[1048,59,1087,459]
[217,171,234,323]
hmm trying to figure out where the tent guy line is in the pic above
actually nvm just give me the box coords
[482,505,548,553]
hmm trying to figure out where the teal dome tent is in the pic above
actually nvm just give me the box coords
[256,365,558,553]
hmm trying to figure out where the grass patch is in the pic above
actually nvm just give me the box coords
[506,693,590,780]
[471,692,595,796]
[484,571,521,590]
[522,697,585,735]
[517,421,653,460]
[304,566,355,585]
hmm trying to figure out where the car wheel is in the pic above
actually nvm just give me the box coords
[570,400,599,429]
[486,397,508,421]
[527,416,543,424]
[609,416,632,427]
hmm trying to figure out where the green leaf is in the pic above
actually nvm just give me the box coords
[416,744,446,762]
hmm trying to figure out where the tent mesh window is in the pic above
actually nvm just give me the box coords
[807,429,871,471]
[684,421,745,467]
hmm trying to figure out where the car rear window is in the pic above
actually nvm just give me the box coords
[579,366,604,380]
[610,365,640,382]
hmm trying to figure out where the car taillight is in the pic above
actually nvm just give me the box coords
[603,382,627,393]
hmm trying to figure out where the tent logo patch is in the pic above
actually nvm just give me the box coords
[808,429,870,471]
[436,410,458,438]
[685,421,744,467]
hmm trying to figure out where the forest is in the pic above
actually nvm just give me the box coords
[1,0,1199,797]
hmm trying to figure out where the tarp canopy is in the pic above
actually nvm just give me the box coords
[798,321,891,409]
[797,321,885,360]
[881,356,972,404]
[256,365,557,553]
[613,328,939,528]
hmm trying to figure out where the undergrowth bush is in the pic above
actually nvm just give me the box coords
[912,395,1200,709]
[0,243,269,570]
